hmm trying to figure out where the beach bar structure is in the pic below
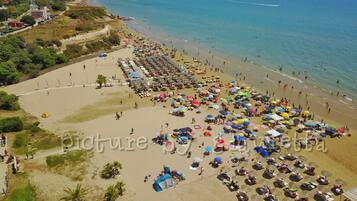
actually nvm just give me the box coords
[118,55,199,93]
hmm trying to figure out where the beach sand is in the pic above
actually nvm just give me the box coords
[3,46,357,200]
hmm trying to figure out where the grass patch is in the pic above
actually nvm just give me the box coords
[45,150,93,181]
[12,131,28,154]
[7,184,36,201]
[4,173,36,201]
[18,11,105,42]
[62,92,151,123]
[11,130,61,155]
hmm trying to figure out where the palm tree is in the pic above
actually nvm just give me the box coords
[104,181,125,201]
[115,181,125,196]
[61,184,89,201]
[104,185,119,201]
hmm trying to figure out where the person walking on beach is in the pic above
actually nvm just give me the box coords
[130,128,134,135]
[198,167,204,176]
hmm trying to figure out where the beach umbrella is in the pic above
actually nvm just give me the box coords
[298,155,306,161]
[321,170,332,177]
[205,146,213,152]
[335,178,346,185]
[281,112,289,119]
[219,110,229,116]
[214,157,223,164]
[308,162,318,168]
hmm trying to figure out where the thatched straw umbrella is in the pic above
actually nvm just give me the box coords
[321,170,332,177]
[298,155,306,161]
[335,178,346,185]
[317,185,329,192]
[308,162,318,168]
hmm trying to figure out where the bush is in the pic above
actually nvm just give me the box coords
[63,44,83,59]
[100,161,122,179]
[20,15,35,26]
[105,32,120,46]
[66,7,106,20]
[55,53,68,64]
[13,131,27,153]
[104,181,125,201]
[0,61,20,84]
[51,1,66,11]
[0,90,19,110]
[0,117,23,132]
[75,24,94,32]
[46,154,65,167]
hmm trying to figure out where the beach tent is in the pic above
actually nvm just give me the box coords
[270,114,283,121]
[266,129,282,138]
[153,173,174,192]
[255,146,270,157]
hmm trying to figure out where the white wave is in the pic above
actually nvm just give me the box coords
[235,1,280,7]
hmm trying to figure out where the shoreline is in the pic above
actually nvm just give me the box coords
[121,18,357,130]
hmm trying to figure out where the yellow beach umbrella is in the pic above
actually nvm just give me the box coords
[282,112,289,119]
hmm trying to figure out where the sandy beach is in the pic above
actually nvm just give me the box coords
[3,42,357,201]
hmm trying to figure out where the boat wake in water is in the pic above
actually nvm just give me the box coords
[234,1,280,7]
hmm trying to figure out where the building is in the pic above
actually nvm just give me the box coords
[7,20,25,28]
[30,6,48,22]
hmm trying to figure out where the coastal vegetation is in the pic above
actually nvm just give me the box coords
[5,173,36,201]
[100,161,122,179]
[0,91,61,155]
[20,15,35,26]
[17,5,109,42]
[61,184,89,201]
[65,6,106,20]
[96,74,107,88]
[0,90,19,110]
[45,149,93,180]
[0,0,30,21]
[0,35,68,84]
[104,181,126,201]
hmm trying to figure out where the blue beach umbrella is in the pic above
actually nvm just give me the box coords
[214,157,222,164]
[205,146,213,152]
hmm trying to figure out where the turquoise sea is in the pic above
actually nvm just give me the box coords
[93,0,357,99]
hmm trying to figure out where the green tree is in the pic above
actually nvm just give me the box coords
[32,48,56,68]
[96,74,107,89]
[20,15,36,26]
[0,91,19,110]
[55,53,68,64]
[10,50,32,71]
[0,9,9,21]
[35,0,49,7]
[0,61,20,84]
[0,117,23,132]
[51,1,66,11]
[100,161,122,179]
[61,184,88,201]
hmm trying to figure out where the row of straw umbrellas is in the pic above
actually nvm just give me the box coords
[217,152,346,201]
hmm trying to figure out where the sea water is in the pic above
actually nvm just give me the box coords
[92,0,357,99]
